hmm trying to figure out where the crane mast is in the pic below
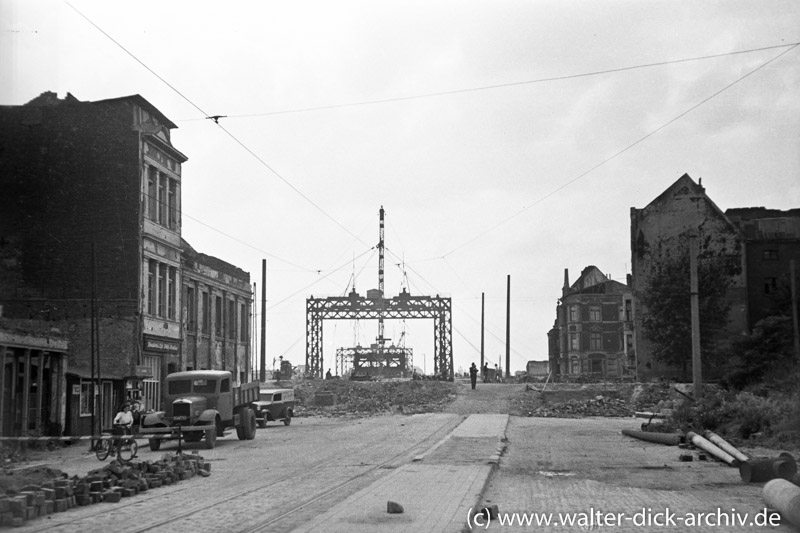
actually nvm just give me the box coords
[378,206,385,349]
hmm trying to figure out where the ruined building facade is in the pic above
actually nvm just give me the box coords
[548,266,634,379]
[629,174,799,381]
[0,92,252,437]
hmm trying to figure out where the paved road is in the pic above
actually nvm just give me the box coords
[13,382,799,532]
[479,415,798,532]
[14,413,464,533]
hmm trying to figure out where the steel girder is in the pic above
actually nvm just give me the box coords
[307,289,452,380]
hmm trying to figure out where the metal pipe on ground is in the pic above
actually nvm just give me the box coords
[762,478,800,529]
[686,431,739,466]
[621,429,682,446]
[740,457,797,483]
[703,430,749,463]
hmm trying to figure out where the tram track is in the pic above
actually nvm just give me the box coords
[18,414,463,533]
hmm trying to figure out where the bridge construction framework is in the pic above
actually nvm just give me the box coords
[306,288,453,381]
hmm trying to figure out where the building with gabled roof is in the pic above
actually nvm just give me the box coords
[548,266,634,379]
[630,173,748,380]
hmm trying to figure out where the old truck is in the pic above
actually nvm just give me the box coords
[141,370,260,450]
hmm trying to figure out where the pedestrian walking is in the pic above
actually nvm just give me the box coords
[469,362,478,390]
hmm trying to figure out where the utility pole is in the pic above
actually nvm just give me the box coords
[480,292,485,370]
[791,260,799,371]
[260,259,266,382]
[505,275,511,379]
[689,236,703,399]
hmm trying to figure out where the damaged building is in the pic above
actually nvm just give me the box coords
[0,92,252,438]
[629,173,799,381]
[548,266,634,379]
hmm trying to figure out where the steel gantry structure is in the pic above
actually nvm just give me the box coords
[306,288,453,381]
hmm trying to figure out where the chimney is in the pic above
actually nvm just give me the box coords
[562,268,570,297]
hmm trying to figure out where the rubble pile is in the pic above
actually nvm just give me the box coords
[526,396,633,418]
[0,453,210,527]
[295,379,458,417]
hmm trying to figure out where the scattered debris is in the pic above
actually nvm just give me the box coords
[387,501,404,514]
[0,453,210,527]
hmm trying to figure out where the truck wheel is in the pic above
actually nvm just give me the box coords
[236,424,245,440]
[258,416,267,429]
[205,427,217,449]
[149,438,161,451]
[283,411,292,426]
[243,408,256,440]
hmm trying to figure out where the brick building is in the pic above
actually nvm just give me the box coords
[0,92,252,437]
[548,266,634,379]
[725,208,800,328]
[181,238,252,383]
[629,174,799,381]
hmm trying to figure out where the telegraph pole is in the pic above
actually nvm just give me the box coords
[505,275,511,379]
[689,236,703,399]
[791,260,799,371]
[260,259,266,382]
[480,292,485,369]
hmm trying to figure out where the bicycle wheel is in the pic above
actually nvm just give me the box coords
[118,437,138,462]
[95,438,111,461]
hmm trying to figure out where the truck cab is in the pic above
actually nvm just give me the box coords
[142,370,259,450]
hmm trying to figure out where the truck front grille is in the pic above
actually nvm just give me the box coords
[173,403,191,420]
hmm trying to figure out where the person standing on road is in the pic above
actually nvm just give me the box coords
[469,362,478,390]
[482,362,489,383]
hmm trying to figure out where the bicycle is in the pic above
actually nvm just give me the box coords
[96,424,139,462]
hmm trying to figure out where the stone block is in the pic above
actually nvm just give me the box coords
[103,491,122,503]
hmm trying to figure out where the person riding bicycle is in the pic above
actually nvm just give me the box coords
[111,403,134,455]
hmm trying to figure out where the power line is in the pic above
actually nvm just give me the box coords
[65,1,369,251]
[175,43,800,121]
[436,43,800,259]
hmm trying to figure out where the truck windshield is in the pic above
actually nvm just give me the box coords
[167,378,218,395]
[193,379,217,394]
[259,393,273,401]
[168,380,192,395]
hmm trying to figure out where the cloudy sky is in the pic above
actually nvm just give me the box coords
[2,0,799,375]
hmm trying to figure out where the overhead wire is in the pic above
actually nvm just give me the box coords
[435,43,800,259]
[65,1,371,251]
[175,43,800,121]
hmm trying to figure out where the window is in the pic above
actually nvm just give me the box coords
[570,358,580,374]
[186,286,196,331]
[240,303,247,341]
[158,173,167,225]
[568,305,578,322]
[201,291,210,334]
[589,332,602,350]
[624,299,632,322]
[168,179,178,229]
[167,267,177,319]
[79,381,93,416]
[762,249,779,261]
[157,263,167,317]
[147,167,158,221]
[147,259,156,315]
[147,259,177,320]
[569,333,579,350]
[589,307,601,321]
[215,296,223,337]
[764,277,778,294]
[228,299,236,339]
[220,378,230,393]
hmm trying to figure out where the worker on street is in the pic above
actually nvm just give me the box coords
[469,362,478,390]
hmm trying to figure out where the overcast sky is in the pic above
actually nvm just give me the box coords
[2,0,799,375]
